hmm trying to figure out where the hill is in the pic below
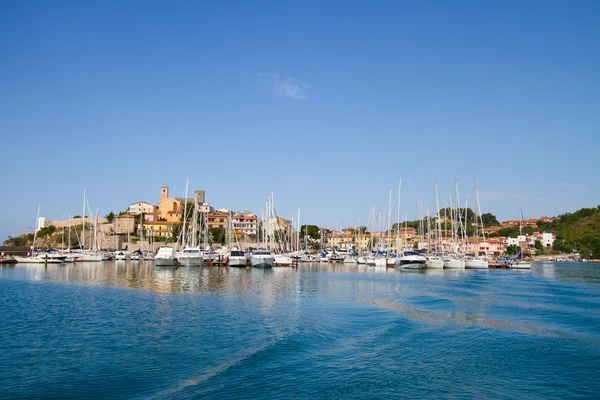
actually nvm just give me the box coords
[534,206,600,259]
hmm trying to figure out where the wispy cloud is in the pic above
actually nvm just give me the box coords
[257,73,309,100]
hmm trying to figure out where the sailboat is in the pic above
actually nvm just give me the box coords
[465,178,489,269]
[426,182,444,268]
[508,210,532,269]
[14,205,66,264]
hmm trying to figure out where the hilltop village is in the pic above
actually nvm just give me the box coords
[13,185,565,260]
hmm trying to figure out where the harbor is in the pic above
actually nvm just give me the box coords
[1,260,599,398]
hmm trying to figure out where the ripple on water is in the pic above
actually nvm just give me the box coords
[1,262,600,399]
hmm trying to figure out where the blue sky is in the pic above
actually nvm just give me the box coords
[1,0,599,239]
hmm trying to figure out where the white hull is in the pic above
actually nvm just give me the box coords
[508,261,532,269]
[14,256,64,264]
[444,259,465,269]
[396,252,427,269]
[228,256,247,267]
[179,257,202,266]
[80,253,105,262]
[426,258,444,269]
[154,247,176,267]
[465,259,489,269]
[154,258,177,267]
[274,255,293,266]
[250,254,274,269]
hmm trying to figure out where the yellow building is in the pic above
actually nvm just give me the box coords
[157,186,182,223]
[142,221,174,238]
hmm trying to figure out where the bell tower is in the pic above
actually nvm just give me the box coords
[161,186,169,200]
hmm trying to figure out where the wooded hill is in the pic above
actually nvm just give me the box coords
[536,206,600,259]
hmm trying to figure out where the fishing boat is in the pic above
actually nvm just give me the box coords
[250,249,274,268]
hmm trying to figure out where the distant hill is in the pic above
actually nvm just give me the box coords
[536,206,600,259]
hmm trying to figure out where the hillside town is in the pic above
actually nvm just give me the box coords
[22,185,561,261]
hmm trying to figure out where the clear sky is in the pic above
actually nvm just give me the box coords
[1,0,599,239]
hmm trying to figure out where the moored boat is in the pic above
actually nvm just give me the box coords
[179,247,202,266]
[250,249,274,268]
[154,247,177,267]
[228,250,247,267]
[465,257,489,269]
[395,251,426,269]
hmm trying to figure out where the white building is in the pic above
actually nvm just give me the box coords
[231,211,258,237]
[129,201,156,215]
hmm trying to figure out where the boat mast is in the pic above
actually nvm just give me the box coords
[397,177,401,254]
[434,181,441,253]
[82,189,86,251]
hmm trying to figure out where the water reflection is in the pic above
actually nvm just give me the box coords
[4,261,600,296]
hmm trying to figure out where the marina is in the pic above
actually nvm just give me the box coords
[1,261,599,398]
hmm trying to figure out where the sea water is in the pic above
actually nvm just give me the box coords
[1,262,599,399]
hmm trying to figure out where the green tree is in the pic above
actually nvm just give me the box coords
[534,240,544,253]
[105,212,115,224]
[300,225,320,240]
[481,213,500,227]
[37,225,56,238]
[209,227,226,244]
[505,244,521,255]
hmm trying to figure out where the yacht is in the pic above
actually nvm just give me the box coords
[395,251,427,269]
[250,249,275,269]
[228,249,248,267]
[154,247,177,267]
[179,247,203,266]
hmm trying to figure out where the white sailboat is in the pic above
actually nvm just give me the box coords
[508,210,532,269]
[15,205,66,264]
[465,178,489,269]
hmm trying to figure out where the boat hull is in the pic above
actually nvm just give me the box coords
[465,259,489,269]
[444,259,465,269]
[228,257,247,267]
[426,258,444,269]
[179,257,202,266]
[508,261,532,269]
[155,258,177,267]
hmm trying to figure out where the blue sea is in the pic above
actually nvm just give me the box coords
[1,262,599,399]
